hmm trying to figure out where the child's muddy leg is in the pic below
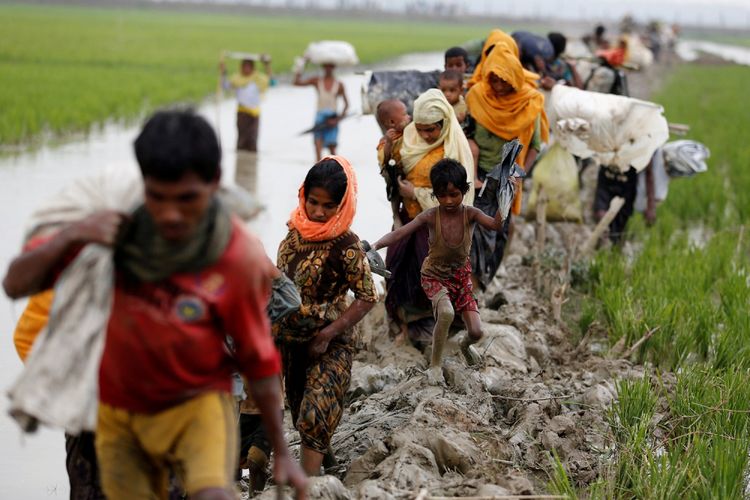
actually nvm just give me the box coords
[460,310,483,366]
[431,290,454,368]
[426,290,454,385]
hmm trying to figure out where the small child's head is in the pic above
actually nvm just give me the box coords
[438,70,463,106]
[241,59,255,75]
[303,158,347,223]
[376,99,411,134]
[430,158,470,208]
[444,46,470,75]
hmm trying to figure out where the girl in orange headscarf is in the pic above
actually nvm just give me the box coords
[466,46,549,289]
[277,155,378,476]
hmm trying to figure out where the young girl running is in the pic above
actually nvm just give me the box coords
[275,155,377,475]
[371,158,505,384]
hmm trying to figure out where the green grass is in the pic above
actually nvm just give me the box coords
[571,63,750,497]
[585,64,750,370]
[586,370,750,499]
[690,34,750,48]
[0,3,501,144]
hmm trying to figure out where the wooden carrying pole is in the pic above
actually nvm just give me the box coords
[580,196,625,256]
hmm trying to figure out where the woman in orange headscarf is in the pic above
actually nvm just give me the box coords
[276,155,378,476]
[466,46,549,289]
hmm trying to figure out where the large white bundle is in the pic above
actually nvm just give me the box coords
[624,34,654,68]
[304,40,359,66]
[550,85,669,172]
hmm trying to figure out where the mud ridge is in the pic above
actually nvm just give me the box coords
[247,56,677,500]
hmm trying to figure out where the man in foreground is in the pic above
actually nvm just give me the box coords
[3,109,307,500]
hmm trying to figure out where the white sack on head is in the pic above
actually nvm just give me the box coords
[550,85,669,172]
[304,41,359,66]
[623,34,654,68]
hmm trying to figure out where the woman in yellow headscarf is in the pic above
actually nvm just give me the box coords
[468,29,539,90]
[386,89,474,344]
[466,45,549,289]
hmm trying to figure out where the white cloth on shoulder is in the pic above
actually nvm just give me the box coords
[8,163,260,434]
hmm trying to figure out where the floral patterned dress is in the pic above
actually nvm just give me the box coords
[275,228,377,453]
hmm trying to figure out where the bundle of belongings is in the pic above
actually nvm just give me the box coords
[6,163,271,435]
[361,70,440,115]
[526,142,584,222]
[550,85,669,173]
[661,140,710,177]
[304,40,359,66]
[634,140,710,213]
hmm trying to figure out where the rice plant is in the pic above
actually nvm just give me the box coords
[0,3,513,144]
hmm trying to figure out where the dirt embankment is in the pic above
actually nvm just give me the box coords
[250,57,677,500]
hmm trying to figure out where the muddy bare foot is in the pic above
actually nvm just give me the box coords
[425,366,445,385]
[460,338,481,366]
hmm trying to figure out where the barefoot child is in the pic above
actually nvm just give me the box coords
[370,158,505,384]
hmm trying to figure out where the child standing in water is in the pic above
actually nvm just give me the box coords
[370,159,505,384]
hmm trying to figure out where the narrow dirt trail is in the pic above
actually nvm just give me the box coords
[248,57,679,500]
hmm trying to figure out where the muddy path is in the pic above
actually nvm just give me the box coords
[250,53,682,500]
[2,39,743,498]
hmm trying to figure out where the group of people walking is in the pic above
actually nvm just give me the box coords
[4,23,685,500]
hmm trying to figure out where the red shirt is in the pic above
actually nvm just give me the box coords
[98,219,280,413]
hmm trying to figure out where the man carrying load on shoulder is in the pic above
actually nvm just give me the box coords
[3,109,307,500]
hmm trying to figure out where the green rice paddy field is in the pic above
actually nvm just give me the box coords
[558,63,750,497]
[0,3,497,145]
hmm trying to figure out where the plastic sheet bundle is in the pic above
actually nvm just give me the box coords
[662,140,710,177]
[361,70,440,115]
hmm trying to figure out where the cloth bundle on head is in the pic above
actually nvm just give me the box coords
[550,85,668,172]
[466,47,549,167]
[288,155,358,242]
[468,29,539,89]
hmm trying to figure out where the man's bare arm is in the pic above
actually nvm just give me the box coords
[3,211,125,299]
